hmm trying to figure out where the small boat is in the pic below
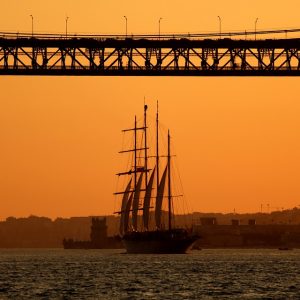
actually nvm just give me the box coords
[115,103,199,254]
[278,247,293,251]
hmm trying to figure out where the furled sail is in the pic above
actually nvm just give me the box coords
[132,173,144,231]
[119,179,132,235]
[143,167,156,230]
[124,192,133,233]
[155,165,168,229]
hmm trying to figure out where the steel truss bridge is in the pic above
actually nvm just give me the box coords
[1,29,300,76]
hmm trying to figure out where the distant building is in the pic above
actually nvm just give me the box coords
[248,219,256,226]
[231,219,240,226]
[63,217,122,249]
[200,217,217,226]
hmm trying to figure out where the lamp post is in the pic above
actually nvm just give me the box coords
[30,15,33,37]
[159,17,162,39]
[66,16,69,38]
[123,16,127,37]
[217,16,221,39]
[255,18,258,40]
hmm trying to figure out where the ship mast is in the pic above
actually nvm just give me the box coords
[134,115,137,190]
[144,105,148,190]
[168,130,172,231]
[156,101,159,213]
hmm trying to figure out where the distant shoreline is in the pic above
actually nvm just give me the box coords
[0,208,300,248]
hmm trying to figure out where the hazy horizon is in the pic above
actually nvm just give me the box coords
[2,205,298,222]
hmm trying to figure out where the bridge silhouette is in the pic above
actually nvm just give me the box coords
[1,29,300,76]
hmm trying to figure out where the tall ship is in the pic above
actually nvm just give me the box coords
[115,103,198,254]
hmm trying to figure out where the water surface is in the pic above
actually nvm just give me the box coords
[0,249,299,299]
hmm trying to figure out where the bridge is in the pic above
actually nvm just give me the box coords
[1,29,300,76]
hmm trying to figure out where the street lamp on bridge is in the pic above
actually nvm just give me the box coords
[217,16,221,39]
[29,15,34,37]
[159,17,163,39]
[66,16,69,38]
[123,16,128,37]
[255,18,258,40]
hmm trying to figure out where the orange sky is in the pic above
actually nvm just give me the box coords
[1,1,300,219]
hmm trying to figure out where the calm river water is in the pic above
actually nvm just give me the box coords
[0,249,299,299]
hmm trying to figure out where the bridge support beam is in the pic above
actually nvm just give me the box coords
[1,37,300,76]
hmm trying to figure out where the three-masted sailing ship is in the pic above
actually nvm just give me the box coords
[115,103,198,254]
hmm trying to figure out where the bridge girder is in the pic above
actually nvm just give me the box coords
[0,37,300,76]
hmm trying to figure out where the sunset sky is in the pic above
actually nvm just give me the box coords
[1,1,300,219]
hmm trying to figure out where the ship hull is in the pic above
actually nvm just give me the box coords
[122,229,199,254]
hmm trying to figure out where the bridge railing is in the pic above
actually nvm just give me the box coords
[0,65,298,71]
[1,28,300,41]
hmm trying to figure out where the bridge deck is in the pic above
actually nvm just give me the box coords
[1,33,300,76]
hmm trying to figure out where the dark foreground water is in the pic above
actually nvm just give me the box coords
[0,249,299,299]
